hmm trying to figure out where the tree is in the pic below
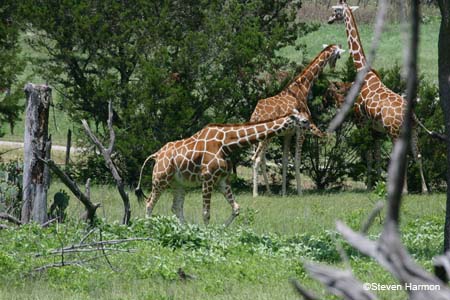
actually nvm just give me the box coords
[19,0,313,184]
[437,0,450,251]
[0,0,24,136]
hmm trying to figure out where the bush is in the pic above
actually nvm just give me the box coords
[0,160,22,218]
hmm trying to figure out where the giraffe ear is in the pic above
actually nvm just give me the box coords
[350,6,359,11]
[322,44,329,49]
[338,48,346,54]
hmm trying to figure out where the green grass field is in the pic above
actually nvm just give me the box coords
[0,182,445,300]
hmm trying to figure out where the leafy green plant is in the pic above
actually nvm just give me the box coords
[0,160,22,217]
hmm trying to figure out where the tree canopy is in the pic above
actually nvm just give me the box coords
[19,0,314,183]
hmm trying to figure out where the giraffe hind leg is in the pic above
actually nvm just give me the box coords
[219,178,240,227]
[172,186,185,223]
[411,128,429,193]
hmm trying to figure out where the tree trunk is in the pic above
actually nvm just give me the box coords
[438,0,450,252]
[65,129,72,168]
[21,83,51,224]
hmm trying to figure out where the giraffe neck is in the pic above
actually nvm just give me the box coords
[343,5,367,71]
[220,116,295,151]
[287,48,334,96]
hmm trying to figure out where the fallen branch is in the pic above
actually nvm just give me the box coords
[35,237,151,257]
[33,255,103,273]
[0,212,22,225]
[39,157,100,224]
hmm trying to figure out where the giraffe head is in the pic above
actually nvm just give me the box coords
[288,109,310,130]
[328,1,359,24]
[323,44,346,70]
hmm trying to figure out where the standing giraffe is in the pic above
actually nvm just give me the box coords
[251,44,345,197]
[328,0,429,193]
[135,110,310,226]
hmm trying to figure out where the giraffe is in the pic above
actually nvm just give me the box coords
[251,44,345,197]
[328,0,429,193]
[135,110,310,226]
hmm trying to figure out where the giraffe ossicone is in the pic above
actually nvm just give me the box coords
[135,110,310,226]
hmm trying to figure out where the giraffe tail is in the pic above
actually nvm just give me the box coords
[413,114,447,142]
[135,152,157,203]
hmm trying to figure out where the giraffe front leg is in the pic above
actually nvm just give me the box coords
[202,178,214,225]
[172,186,185,223]
[282,133,293,197]
[295,129,306,196]
[252,143,263,197]
[219,178,240,227]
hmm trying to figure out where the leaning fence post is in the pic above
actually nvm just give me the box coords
[21,83,51,224]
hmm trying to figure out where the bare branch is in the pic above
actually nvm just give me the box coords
[290,279,319,300]
[81,102,131,224]
[360,201,384,234]
[0,212,22,225]
[39,157,100,223]
[304,262,377,300]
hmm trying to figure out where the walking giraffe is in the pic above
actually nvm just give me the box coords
[328,0,429,193]
[136,110,310,226]
[251,44,345,197]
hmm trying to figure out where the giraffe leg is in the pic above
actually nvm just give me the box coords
[146,180,169,218]
[260,154,272,195]
[252,142,263,197]
[282,133,293,197]
[219,178,240,227]
[403,156,409,194]
[294,129,306,196]
[171,186,185,223]
[374,137,382,182]
[411,128,429,193]
[366,149,374,191]
[252,141,271,197]
[201,177,215,225]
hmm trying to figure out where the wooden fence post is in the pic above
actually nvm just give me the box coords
[21,83,51,224]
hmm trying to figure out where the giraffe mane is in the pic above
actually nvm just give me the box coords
[289,44,337,84]
[346,5,367,59]
[206,112,296,128]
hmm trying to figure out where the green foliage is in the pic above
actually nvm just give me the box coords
[0,160,22,217]
[0,1,25,136]
[302,73,360,190]
[18,0,315,184]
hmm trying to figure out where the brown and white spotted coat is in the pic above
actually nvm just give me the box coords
[136,111,310,226]
[250,44,345,197]
[328,0,428,192]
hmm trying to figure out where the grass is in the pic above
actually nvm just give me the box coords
[0,182,446,300]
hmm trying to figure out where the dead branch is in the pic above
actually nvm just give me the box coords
[0,212,22,225]
[39,157,100,224]
[304,262,377,300]
[360,201,384,234]
[81,100,131,225]
[35,237,151,257]
[32,255,103,273]
[290,279,319,300]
